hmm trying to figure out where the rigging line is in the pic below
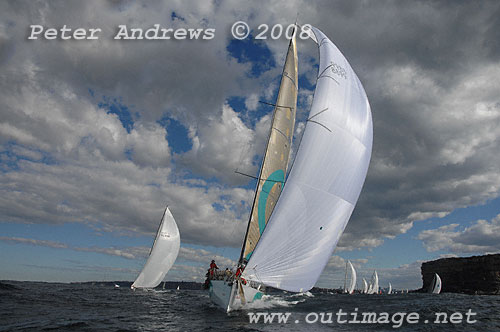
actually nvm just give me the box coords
[308,107,328,121]
[283,73,298,90]
[307,120,332,132]
[272,126,290,141]
[317,63,336,80]
[258,100,295,110]
[306,108,332,132]
[318,74,340,85]
[234,170,285,184]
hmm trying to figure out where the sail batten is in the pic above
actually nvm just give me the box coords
[242,26,373,292]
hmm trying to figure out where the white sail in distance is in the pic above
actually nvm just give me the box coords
[367,270,379,294]
[362,278,368,294]
[242,26,373,292]
[367,282,373,294]
[372,271,379,294]
[388,282,392,295]
[132,207,180,289]
[430,273,442,294]
[347,261,356,294]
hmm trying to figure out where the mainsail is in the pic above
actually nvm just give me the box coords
[242,26,373,292]
[388,282,392,295]
[239,30,298,263]
[132,207,180,289]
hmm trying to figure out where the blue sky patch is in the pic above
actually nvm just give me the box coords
[157,116,192,154]
[97,96,135,134]
[227,36,275,77]
[171,11,185,22]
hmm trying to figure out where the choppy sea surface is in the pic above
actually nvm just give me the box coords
[1,281,499,331]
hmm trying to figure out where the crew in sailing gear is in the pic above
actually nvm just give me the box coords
[209,260,219,279]
[235,266,246,285]
[224,268,232,281]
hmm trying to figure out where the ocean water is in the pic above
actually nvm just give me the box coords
[1,281,499,331]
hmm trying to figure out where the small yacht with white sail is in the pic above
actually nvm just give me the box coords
[367,270,379,294]
[429,273,442,294]
[131,206,180,289]
[343,261,357,294]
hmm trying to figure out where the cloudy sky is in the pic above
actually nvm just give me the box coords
[1,0,499,290]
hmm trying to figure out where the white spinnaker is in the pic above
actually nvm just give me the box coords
[431,273,442,294]
[132,207,180,288]
[370,271,379,294]
[242,26,372,292]
[367,282,373,294]
[347,261,356,294]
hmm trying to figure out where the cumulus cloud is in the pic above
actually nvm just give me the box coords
[177,103,267,184]
[74,246,150,260]
[417,214,500,254]
[245,93,259,111]
[177,246,236,268]
[0,236,68,249]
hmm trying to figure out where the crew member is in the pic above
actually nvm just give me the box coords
[209,260,219,279]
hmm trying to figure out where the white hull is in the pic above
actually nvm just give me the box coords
[209,280,263,312]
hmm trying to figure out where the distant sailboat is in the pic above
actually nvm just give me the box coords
[367,271,379,294]
[131,206,180,289]
[388,282,392,295]
[209,24,372,312]
[429,273,442,294]
[343,261,356,294]
[362,278,368,294]
[177,285,180,290]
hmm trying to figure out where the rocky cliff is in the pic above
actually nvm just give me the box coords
[421,253,500,294]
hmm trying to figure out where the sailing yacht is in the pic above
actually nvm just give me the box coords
[362,278,368,294]
[429,273,442,294]
[367,271,379,294]
[209,25,372,312]
[131,206,180,289]
[343,261,357,294]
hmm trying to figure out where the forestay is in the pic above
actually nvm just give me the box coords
[243,26,373,292]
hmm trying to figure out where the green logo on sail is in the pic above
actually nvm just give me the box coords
[245,169,285,261]
[258,169,285,234]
